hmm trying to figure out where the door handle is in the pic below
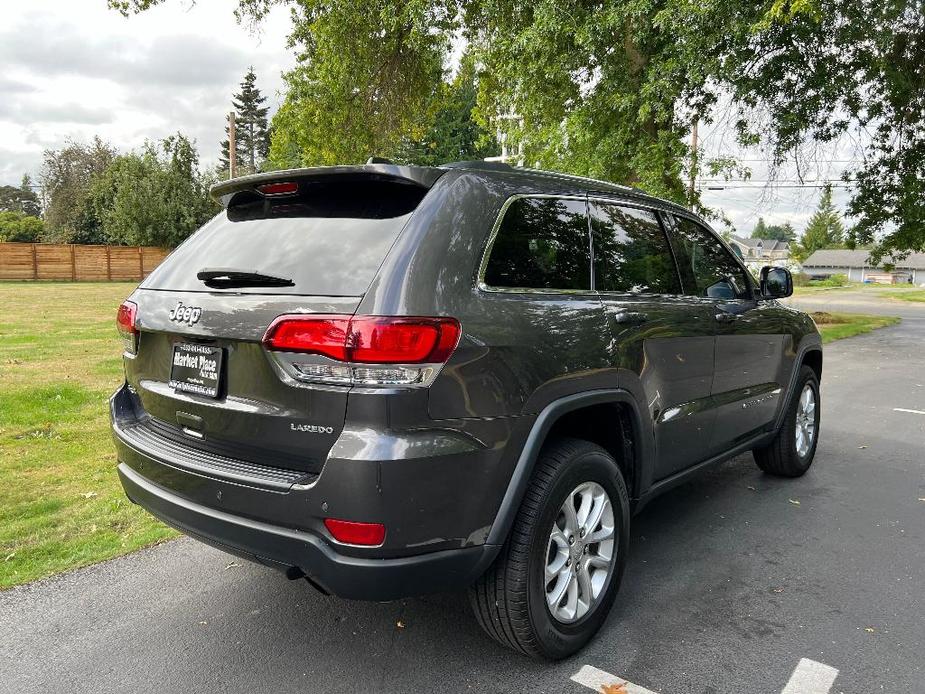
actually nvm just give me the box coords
[614,311,648,325]
[715,312,738,323]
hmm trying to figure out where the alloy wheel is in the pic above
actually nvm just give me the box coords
[544,481,615,623]
[795,384,817,458]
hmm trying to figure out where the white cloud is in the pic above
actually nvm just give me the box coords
[0,0,294,184]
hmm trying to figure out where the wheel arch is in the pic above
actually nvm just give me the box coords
[485,389,651,547]
[773,339,823,432]
[802,347,823,381]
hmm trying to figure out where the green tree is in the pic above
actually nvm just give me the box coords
[393,54,499,165]
[0,211,43,242]
[0,176,41,217]
[793,184,846,261]
[112,0,925,259]
[90,134,218,247]
[751,217,768,239]
[40,137,115,242]
[763,222,796,243]
[266,0,453,168]
[220,67,270,175]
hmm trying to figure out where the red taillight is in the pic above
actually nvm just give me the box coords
[116,300,137,354]
[324,518,386,546]
[263,315,461,365]
[257,181,298,196]
[265,316,351,361]
[350,317,458,363]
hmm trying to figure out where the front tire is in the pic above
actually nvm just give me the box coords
[753,365,820,477]
[469,437,630,659]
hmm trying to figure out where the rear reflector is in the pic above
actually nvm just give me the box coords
[256,181,299,196]
[116,300,138,354]
[324,518,386,546]
[264,315,460,365]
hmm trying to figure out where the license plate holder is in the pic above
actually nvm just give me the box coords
[169,343,224,398]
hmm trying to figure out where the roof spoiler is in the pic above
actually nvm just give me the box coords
[210,164,447,207]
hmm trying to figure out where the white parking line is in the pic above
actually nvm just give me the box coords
[571,664,659,694]
[780,658,839,694]
[893,407,925,415]
[572,658,838,694]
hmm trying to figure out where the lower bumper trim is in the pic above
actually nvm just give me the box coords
[118,463,496,600]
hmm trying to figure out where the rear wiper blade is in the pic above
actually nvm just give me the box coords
[196,267,295,288]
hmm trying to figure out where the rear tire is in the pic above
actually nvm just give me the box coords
[469,437,630,659]
[753,365,820,477]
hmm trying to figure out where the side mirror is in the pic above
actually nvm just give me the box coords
[760,266,793,299]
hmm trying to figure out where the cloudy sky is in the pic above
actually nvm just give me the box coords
[0,0,858,236]
[0,1,293,184]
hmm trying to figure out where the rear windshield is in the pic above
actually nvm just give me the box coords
[141,177,428,296]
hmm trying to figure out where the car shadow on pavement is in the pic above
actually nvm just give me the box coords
[130,451,839,694]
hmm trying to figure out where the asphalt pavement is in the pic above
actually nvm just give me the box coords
[2,291,923,694]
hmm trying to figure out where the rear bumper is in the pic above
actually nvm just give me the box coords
[118,462,496,600]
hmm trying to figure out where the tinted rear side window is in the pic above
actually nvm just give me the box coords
[590,203,680,294]
[483,197,591,291]
[670,216,751,299]
[141,177,428,296]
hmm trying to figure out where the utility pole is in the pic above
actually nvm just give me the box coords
[228,112,237,180]
[688,118,699,208]
[484,111,525,166]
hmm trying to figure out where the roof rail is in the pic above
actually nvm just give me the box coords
[366,156,395,165]
[443,160,640,194]
[518,166,637,193]
[441,160,514,172]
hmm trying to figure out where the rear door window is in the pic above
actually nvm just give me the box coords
[141,177,428,297]
[589,202,681,294]
[670,216,752,299]
[483,197,591,291]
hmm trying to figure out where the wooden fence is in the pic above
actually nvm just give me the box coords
[0,243,169,281]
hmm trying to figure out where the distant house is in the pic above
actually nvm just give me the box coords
[802,249,925,284]
[728,236,791,270]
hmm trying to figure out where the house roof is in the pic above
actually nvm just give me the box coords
[803,249,925,270]
[730,236,790,252]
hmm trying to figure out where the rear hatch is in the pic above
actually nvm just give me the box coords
[120,167,442,475]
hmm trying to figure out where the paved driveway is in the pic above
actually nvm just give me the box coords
[2,296,923,694]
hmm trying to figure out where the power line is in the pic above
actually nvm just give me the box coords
[711,158,862,164]
[699,178,851,184]
[700,182,854,190]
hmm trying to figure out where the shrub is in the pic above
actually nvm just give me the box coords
[809,273,848,287]
[0,211,43,242]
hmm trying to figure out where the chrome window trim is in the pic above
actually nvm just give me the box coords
[476,191,700,298]
[587,198,685,296]
[476,193,595,296]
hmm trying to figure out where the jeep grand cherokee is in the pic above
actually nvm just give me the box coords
[111,160,822,659]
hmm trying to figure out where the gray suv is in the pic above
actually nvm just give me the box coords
[111,161,822,659]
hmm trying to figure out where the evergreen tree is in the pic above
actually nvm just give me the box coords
[0,175,41,218]
[794,184,846,261]
[220,67,270,176]
[394,54,500,166]
[777,222,796,244]
[19,174,41,217]
[750,217,768,239]
[761,221,797,243]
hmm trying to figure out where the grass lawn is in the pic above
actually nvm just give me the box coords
[810,311,901,343]
[0,282,176,590]
[881,289,925,303]
[793,283,925,300]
